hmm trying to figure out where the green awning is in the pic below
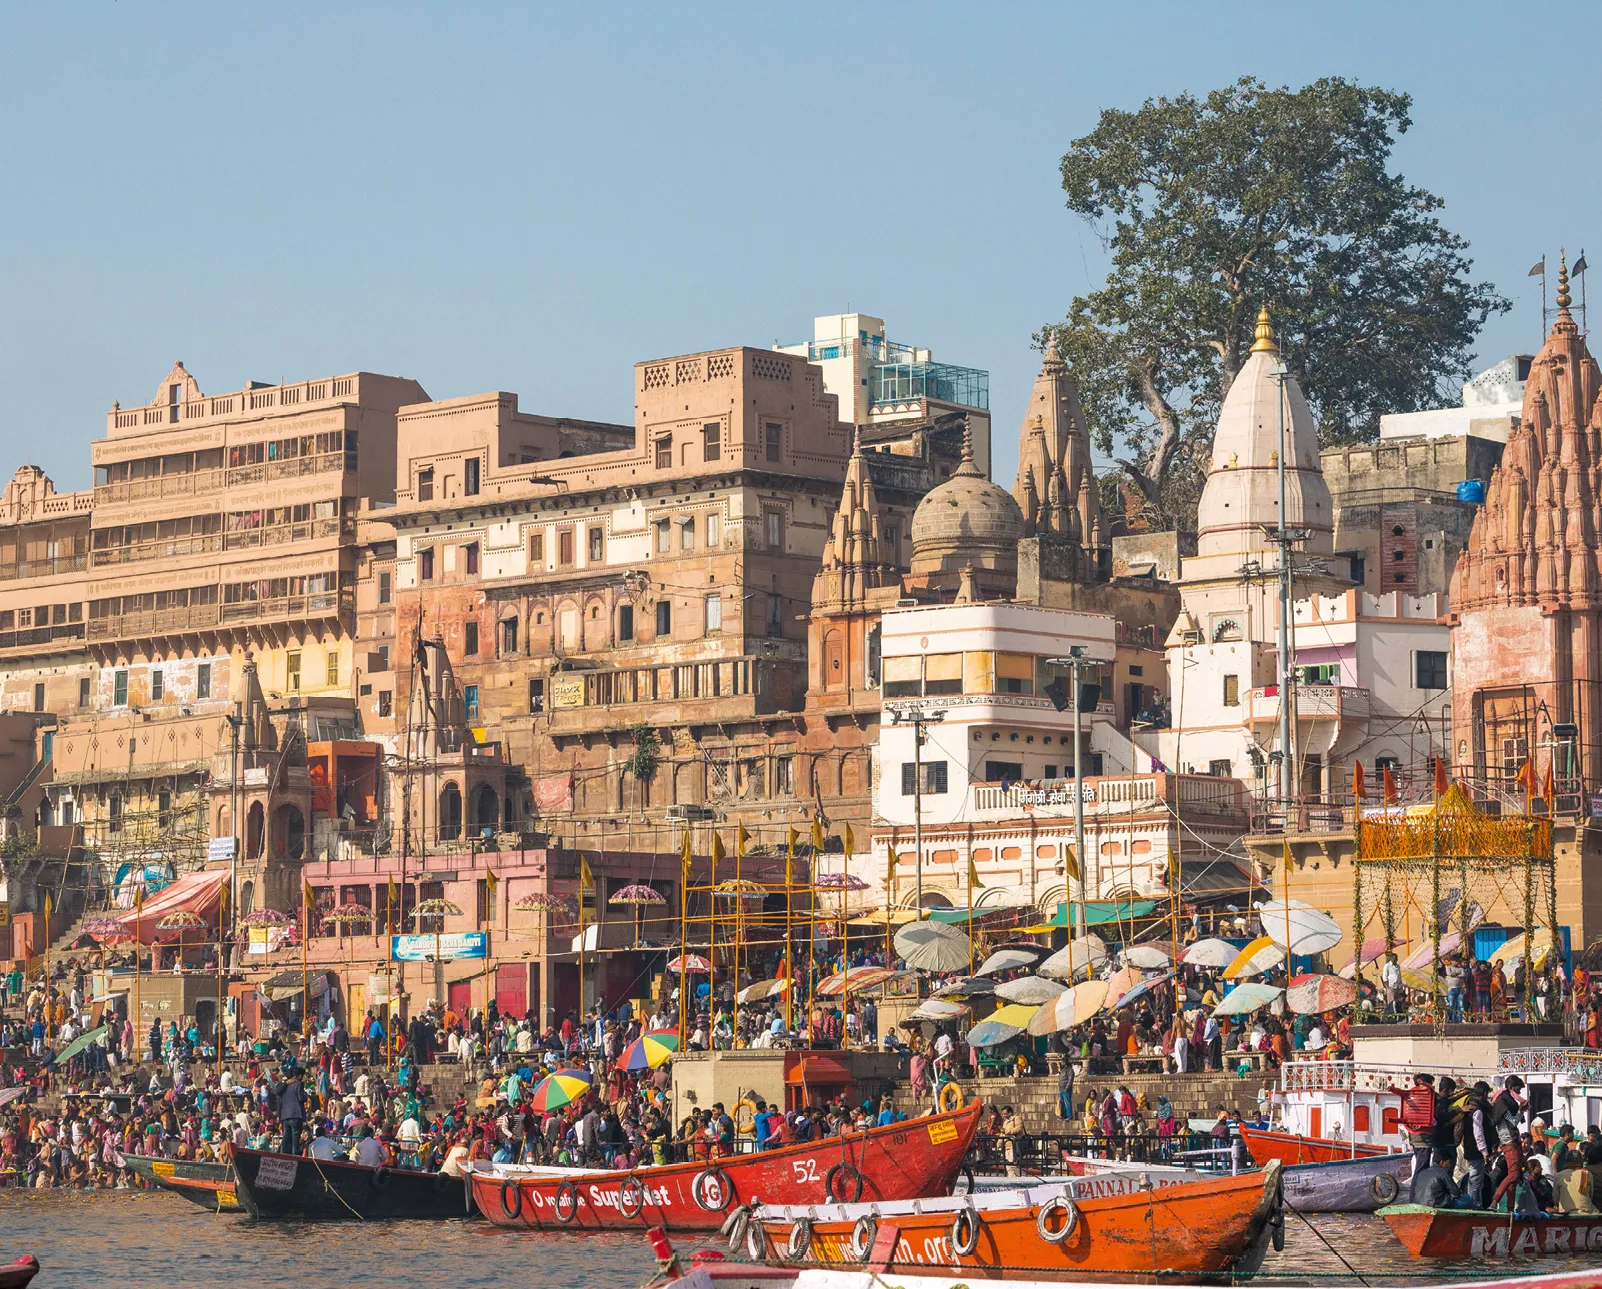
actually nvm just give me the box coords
[1049,900,1159,928]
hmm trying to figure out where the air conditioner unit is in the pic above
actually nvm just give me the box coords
[666,804,716,823]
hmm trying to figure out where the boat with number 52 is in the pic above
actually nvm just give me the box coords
[745,1162,1283,1282]
[467,1100,981,1232]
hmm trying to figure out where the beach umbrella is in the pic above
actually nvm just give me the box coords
[609,883,668,945]
[322,903,374,929]
[908,998,968,1024]
[1339,937,1411,978]
[1402,932,1464,970]
[1121,945,1172,970]
[816,966,902,996]
[966,1002,1040,1048]
[53,1024,110,1064]
[974,948,1040,977]
[1399,967,1438,992]
[1115,971,1175,1011]
[1038,935,1109,982]
[994,974,1066,1005]
[1492,929,1557,969]
[1102,965,1146,1011]
[737,978,788,1003]
[1285,974,1358,1015]
[82,917,134,946]
[1027,977,1110,1036]
[529,1069,594,1112]
[1258,900,1343,956]
[154,909,209,947]
[615,1030,680,1072]
[931,976,995,1000]
[1213,983,1284,1016]
[1224,936,1286,979]
[1182,938,1238,968]
[894,920,972,974]
[665,954,710,973]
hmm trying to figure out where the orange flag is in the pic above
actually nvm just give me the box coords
[1381,765,1398,805]
[1434,756,1449,798]
[1542,760,1556,806]
[1515,757,1538,800]
[1351,760,1366,802]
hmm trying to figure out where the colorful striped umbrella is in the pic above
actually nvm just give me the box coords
[615,1029,681,1072]
[529,1069,594,1112]
[1224,935,1286,980]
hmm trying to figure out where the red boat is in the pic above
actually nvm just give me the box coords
[0,1256,39,1289]
[1238,1123,1391,1166]
[1382,1204,1602,1259]
[468,1101,980,1232]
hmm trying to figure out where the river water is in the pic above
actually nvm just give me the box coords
[0,1191,1592,1286]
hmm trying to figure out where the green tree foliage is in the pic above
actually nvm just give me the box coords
[1048,77,1508,529]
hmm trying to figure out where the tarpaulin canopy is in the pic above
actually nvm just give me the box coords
[1048,900,1159,928]
[262,969,333,1002]
[115,869,228,945]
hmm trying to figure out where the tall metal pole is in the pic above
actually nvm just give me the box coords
[1274,361,1294,815]
[1072,658,1087,947]
[229,715,241,942]
[912,716,925,914]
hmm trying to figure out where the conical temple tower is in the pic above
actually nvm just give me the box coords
[1012,336,1107,582]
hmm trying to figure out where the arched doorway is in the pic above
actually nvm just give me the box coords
[273,804,305,859]
[438,783,462,841]
[247,802,265,859]
[240,880,255,918]
[471,784,499,838]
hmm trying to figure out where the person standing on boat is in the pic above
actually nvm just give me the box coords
[277,1067,306,1156]
[1458,1082,1492,1207]
[1487,1076,1527,1210]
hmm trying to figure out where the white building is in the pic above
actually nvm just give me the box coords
[1378,354,1531,446]
[775,313,993,477]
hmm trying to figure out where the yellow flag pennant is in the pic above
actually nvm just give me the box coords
[711,832,726,866]
[843,824,856,856]
[580,855,595,892]
[680,831,693,876]
[304,878,316,909]
[810,818,826,853]
[485,869,498,902]
[736,823,751,858]
[785,828,796,887]
[968,852,985,889]
[1063,842,1081,882]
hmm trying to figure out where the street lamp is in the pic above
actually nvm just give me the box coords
[885,704,946,914]
[1046,646,1113,945]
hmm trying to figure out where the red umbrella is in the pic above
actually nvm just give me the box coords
[1285,973,1357,1015]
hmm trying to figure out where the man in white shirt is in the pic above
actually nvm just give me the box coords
[307,1127,340,1160]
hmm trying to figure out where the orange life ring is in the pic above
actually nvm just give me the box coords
[937,1081,965,1113]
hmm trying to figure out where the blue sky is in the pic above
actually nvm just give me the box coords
[1,3,1597,492]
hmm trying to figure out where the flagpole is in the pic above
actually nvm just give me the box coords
[301,881,311,1046]
[679,831,690,1047]
[385,879,395,1073]
[217,887,227,1081]
[482,871,494,1022]
[733,828,743,1048]
[784,829,795,1033]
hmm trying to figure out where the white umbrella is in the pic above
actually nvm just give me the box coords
[931,976,995,1000]
[1258,899,1343,956]
[1038,934,1109,982]
[907,998,968,1023]
[1214,982,1284,1016]
[975,948,1041,977]
[994,975,1066,1005]
[737,978,789,1003]
[1182,938,1239,968]
[894,920,972,974]
[1122,945,1172,970]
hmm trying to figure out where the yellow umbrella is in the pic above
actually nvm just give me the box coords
[1224,935,1287,979]
[1492,929,1556,968]
[967,1002,1041,1047]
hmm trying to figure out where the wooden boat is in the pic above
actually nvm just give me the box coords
[748,1163,1283,1282]
[1281,1152,1414,1213]
[1382,1203,1602,1259]
[1237,1123,1391,1166]
[0,1257,39,1289]
[122,1155,242,1213]
[468,1101,981,1233]
[650,1250,1602,1289]
[229,1145,477,1221]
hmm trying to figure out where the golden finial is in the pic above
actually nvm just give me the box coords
[1249,305,1278,354]
[1558,249,1572,310]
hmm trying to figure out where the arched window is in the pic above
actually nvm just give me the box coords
[439,783,463,841]
[471,783,499,838]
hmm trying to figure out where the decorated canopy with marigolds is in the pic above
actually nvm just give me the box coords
[1354,781,1552,865]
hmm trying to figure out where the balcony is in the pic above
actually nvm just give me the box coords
[87,603,220,639]
[0,553,88,583]
[544,656,795,734]
[219,590,348,625]
[93,451,351,507]
[968,772,1247,821]
[89,517,351,568]
[0,621,86,654]
[87,590,350,640]
[1246,684,1370,726]
[108,375,359,433]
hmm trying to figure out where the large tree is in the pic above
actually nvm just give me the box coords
[1049,77,1507,529]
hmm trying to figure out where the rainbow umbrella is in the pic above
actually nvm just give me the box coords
[529,1069,594,1112]
[616,1029,681,1072]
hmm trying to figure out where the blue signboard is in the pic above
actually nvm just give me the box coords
[390,931,488,962]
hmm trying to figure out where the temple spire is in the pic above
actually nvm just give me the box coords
[1249,306,1278,354]
[1558,249,1573,310]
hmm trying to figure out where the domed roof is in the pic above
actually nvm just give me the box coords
[910,432,1025,573]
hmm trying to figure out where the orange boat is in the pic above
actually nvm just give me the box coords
[469,1101,980,1232]
[1238,1123,1391,1167]
[1382,1204,1602,1259]
[747,1162,1283,1282]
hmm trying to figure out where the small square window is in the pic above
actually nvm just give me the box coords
[150,670,164,701]
[417,467,434,502]
[588,526,603,562]
[529,532,544,564]
[655,437,672,469]
[326,650,339,686]
[558,530,574,566]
